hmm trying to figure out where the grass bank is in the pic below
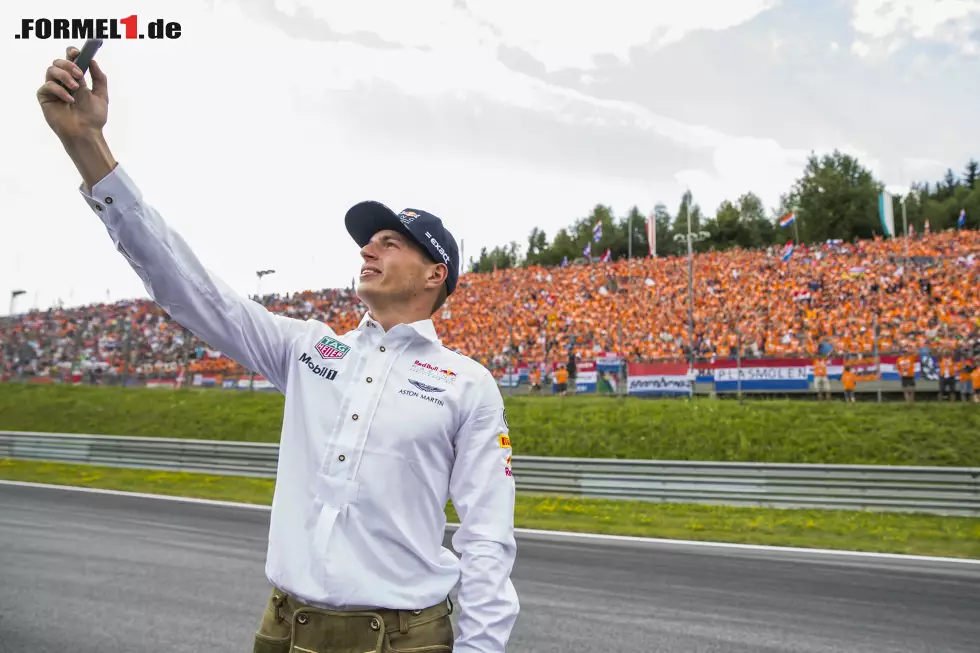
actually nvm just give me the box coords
[2,384,978,466]
[1,459,977,559]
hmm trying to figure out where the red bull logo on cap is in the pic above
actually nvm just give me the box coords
[399,210,420,226]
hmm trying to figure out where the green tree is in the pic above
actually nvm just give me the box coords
[735,193,770,247]
[469,241,521,273]
[671,191,708,252]
[707,199,741,248]
[524,227,549,267]
[568,205,615,260]
[546,228,578,265]
[611,206,646,259]
[629,206,651,258]
[652,203,674,257]
[964,159,978,189]
[703,193,775,250]
[784,150,882,242]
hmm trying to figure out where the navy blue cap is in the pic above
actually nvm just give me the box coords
[345,201,460,296]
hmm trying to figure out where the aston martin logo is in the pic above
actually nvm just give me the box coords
[408,379,445,393]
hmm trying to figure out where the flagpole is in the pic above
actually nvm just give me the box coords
[627,213,632,288]
[794,217,800,244]
[628,213,632,260]
[901,198,909,261]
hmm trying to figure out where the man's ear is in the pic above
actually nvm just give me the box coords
[427,262,449,290]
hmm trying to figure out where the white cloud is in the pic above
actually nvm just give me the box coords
[277,0,779,72]
[1,0,968,316]
[902,157,948,175]
[851,39,872,57]
[678,137,822,213]
[851,0,980,57]
[465,0,780,70]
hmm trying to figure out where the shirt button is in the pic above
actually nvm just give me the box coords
[352,414,359,420]
[95,204,103,211]
[366,377,373,383]
[380,346,386,352]
[338,455,346,461]
[104,196,113,204]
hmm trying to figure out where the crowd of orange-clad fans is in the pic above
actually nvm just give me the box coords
[2,230,978,384]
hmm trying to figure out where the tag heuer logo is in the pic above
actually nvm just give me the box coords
[315,336,350,360]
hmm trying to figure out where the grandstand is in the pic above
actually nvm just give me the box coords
[1,229,978,392]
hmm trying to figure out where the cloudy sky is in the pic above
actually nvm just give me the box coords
[2,0,978,314]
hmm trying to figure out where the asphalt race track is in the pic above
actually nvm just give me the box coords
[1,483,978,653]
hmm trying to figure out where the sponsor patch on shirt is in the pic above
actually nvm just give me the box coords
[315,336,350,360]
[505,466,513,477]
[411,359,459,385]
[298,353,338,380]
[398,388,445,407]
[498,434,511,448]
[408,379,445,393]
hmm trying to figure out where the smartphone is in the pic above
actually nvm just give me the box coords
[58,38,103,93]
[74,38,103,74]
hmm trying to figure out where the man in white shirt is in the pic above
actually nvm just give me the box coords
[37,46,519,653]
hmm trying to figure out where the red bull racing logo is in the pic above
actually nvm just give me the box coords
[411,359,459,385]
[399,210,420,226]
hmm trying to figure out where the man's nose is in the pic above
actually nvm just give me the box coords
[360,242,379,260]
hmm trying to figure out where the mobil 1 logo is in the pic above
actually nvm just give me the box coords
[299,353,338,380]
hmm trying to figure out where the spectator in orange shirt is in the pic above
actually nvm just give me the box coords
[841,365,857,403]
[812,356,830,401]
[959,358,974,402]
[554,365,569,396]
[897,352,916,403]
[529,368,542,393]
[938,351,958,402]
[971,361,980,404]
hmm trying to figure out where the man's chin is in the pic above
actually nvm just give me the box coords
[355,280,383,304]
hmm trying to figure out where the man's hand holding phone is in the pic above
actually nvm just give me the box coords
[37,43,116,190]
[38,43,109,140]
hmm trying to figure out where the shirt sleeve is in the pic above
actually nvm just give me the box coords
[78,165,310,393]
[449,372,519,653]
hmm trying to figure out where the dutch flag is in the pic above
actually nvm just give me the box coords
[593,220,602,242]
[781,240,794,262]
[779,212,796,228]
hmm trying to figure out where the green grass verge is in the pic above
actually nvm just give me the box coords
[2,384,979,466]
[2,459,978,559]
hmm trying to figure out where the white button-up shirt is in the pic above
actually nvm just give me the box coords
[78,165,519,653]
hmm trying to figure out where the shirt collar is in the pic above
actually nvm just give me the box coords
[357,312,441,344]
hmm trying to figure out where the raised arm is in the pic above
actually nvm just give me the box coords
[37,46,309,391]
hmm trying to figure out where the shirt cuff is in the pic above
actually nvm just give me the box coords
[77,164,142,225]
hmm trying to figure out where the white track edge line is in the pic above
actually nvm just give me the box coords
[2,480,977,565]
[0,479,273,510]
